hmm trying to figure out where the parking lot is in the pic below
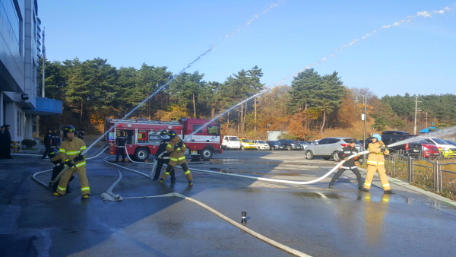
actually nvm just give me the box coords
[1,149,456,256]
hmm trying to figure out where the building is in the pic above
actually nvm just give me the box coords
[1,0,61,144]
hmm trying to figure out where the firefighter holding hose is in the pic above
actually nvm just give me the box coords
[159,130,193,186]
[54,125,90,198]
[362,134,395,194]
[152,129,170,181]
[329,139,363,190]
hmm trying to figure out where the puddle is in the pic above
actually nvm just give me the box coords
[292,191,345,199]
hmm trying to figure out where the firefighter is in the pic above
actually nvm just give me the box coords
[329,139,363,190]
[362,134,395,194]
[115,130,127,162]
[152,129,171,181]
[41,128,53,159]
[51,128,61,149]
[159,130,193,186]
[54,125,90,198]
[48,148,74,193]
[2,124,12,159]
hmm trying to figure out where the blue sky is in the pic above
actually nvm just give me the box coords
[38,0,456,97]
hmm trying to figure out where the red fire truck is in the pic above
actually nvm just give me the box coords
[105,117,222,161]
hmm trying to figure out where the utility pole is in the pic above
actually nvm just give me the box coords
[413,95,421,135]
[425,112,428,128]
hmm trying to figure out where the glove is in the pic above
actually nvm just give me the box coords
[380,145,386,152]
[65,159,76,167]
[176,141,183,148]
[73,154,84,162]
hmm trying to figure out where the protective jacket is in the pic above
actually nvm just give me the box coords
[116,135,126,148]
[59,137,87,164]
[155,139,170,159]
[367,141,389,165]
[166,135,187,166]
[51,133,61,148]
[57,137,90,195]
[364,140,392,191]
[338,146,359,169]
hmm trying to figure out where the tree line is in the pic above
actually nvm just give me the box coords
[38,57,456,139]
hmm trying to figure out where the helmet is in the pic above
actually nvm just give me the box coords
[160,129,168,136]
[63,125,76,138]
[168,130,177,139]
[160,129,169,139]
[48,148,59,159]
[372,133,382,141]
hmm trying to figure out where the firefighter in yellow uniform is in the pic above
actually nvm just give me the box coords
[55,125,90,198]
[160,130,193,186]
[362,134,394,194]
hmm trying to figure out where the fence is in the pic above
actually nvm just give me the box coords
[385,154,456,200]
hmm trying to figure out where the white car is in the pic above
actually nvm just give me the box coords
[222,135,241,150]
[252,140,270,150]
[422,137,456,157]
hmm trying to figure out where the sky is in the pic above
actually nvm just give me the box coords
[38,0,456,98]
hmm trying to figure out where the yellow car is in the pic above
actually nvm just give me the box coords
[239,138,256,150]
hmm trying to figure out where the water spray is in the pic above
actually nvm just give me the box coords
[79,1,282,157]
[185,4,456,138]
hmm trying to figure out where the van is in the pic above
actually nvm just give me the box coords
[222,135,241,150]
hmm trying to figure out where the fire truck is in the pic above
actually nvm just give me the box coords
[105,117,222,161]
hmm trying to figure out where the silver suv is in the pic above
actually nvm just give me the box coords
[305,137,362,161]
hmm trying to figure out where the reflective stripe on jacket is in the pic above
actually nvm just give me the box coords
[58,137,87,166]
[367,141,388,165]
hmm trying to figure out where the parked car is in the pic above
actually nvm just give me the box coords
[252,140,270,150]
[239,138,257,150]
[422,137,456,158]
[277,139,302,151]
[419,140,441,158]
[444,139,456,147]
[222,135,241,150]
[380,133,422,157]
[382,130,410,135]
[297,141,310,151]
[266,140,286,150]
[305,137,361,161]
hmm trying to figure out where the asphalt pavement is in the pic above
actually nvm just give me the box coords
[1,149,456,257]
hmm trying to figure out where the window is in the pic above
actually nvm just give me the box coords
[318,138,329,144]
[207,125,219,135]
[328,138,339,144]
[193,125,204,134]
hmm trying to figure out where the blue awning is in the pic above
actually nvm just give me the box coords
[25,97,62,115]
[419,127,438,133]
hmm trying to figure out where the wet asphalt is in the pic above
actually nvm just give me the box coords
[1,149,456,257]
